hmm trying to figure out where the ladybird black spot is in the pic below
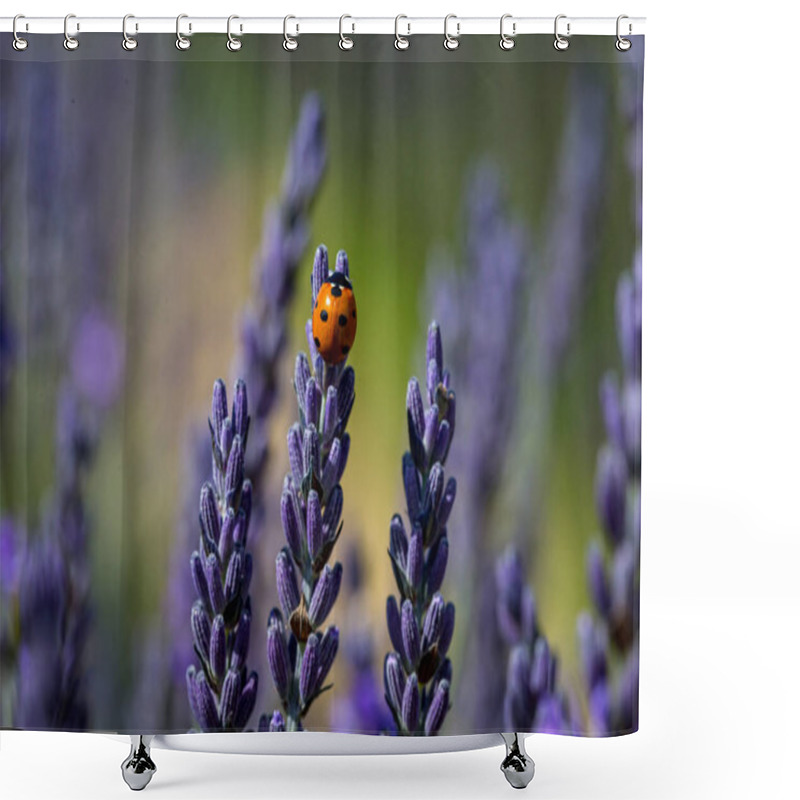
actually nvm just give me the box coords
[342,345,350,355]
[320,309,329,322]
[331,285,343,298]
[338,314,347,327]
[314,337,321,348]
[352,310,356,318]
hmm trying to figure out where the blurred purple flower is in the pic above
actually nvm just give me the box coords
[69,309,124,409]
[262,245,353,732]
[384,322,457,736]
[496,547,573,733]
[579,255,641,734]
[0,517,22,592]
[186,379,258,732]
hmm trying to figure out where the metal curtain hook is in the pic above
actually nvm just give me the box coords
[122,15,138,51]
[444,14,460,51]
[554,14,570,51]
[394,15,410,50]
[227,15,242,51]
[63,14,79,50]
[339,14,354,50]
[12,14,28,51]
[500,14,516,50]
[176,13,191,50]
[283,15,298,51]
[616,14,632,51]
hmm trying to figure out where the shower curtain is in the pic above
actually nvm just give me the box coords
[0,32,643,737]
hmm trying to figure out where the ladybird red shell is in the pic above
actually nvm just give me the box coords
[312,273,357,365]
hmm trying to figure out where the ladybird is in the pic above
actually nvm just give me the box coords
[312,272,357,365]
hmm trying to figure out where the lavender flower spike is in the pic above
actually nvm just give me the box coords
[384,322,457,736]
[261,246,355,732]
[496,547,573,733]
[187,379,258,731]
[579,254,641,735]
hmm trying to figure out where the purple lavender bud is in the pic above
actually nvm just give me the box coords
[235,671,258,729]
[305,378,322,430]
[311,245,328,308]
[389,515,409,569]
[191,551,211,611]
[267,612,291,700]
[406,526,423,591]
[335,250,349,276]
[401,599,421,666]
[308,562,342,627]
[427,537,449,595]
[530,637,551,695]
[209,615,227,682]
[321,386,338,443]
[426,463,445,518]
[306,319,320,363]
[230,607,251,671]
[587,542,611,617]
[384,653,404,713]
[232,379,249,440]
[299,635,320,705]
[295,353,311,409]
[224,436,245,508]
[424,679,450,735]
[426,323,443,401]
[577,612,608,688]
[268,710,286,732]
[199,483,220,547]
[595,444,627,545]
[276,548,301,617]
[616,272,641,377]
[191,602,211,663]
[287,424,304,488]
[610,541,636,622]
[219,418,234,464]
[337,367,355,430]
[439,602,456,656]
[224,550,244,603]
[437,477,457,530]
[205,554,225,615]
[280,489,304,563]
[220,669,241,728]
[422,407,438,459]
[218,510,235,565]
[600,373,624,450]
[520,589,538,645]
[306,489,323,561]
[589,682,611,733]
[321,436,342,495]
[303,425,320,481]
[431,420,452,466]
[402,453,421,523]
[190,669,221,730]
[322,485,343,543]
[337,433,351,485]
[422,593,445,649]
[317,626,339,684]
[211,379,228,443]
[386,596,404,656]
[407,378,425,441]
[622,380,641,468]
[401,674,420,732]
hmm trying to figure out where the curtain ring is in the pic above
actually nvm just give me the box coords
[394,15,410,50]
[443,14,460,51]
[63,14,79,50]
[499,14,516,50]
[176,14,191,50]
[616,15,632,51]
[12,14,28,51]
[339,14,354,50]
[122,15,138,51]
[283,15,299,51]
[227,15,242,51]
[553,14,570,51]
